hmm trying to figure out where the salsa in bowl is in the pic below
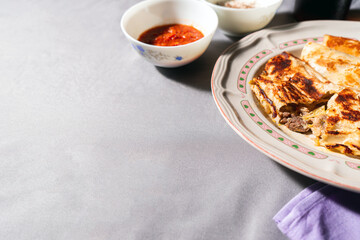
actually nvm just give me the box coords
[121,0,218,68]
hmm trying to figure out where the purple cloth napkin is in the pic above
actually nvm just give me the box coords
[274,182,360,240]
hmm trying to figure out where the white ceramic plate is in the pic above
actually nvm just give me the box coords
[212,20,360,192]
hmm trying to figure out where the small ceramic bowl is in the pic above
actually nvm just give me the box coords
[202,0,283,36]
[121,0,218,68]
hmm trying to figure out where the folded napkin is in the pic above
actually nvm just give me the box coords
[274,182,360,240]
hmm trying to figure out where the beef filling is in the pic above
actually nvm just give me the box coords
[279,107,310,133]
[285,116,309,133]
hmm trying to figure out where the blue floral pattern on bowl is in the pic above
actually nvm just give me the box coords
[137,45,145,54]
[133,44,183,62]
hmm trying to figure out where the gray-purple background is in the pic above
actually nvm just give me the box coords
[1,0,360,239]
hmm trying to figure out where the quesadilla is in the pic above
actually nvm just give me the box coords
[323,35,360,58]
[301,42,360,91]
[250,52,337,133]
[305,88,360,156]
[250,35,360,157]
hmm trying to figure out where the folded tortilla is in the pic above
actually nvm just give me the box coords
[308,88,360,156]
[301,42,360,91]
[250,52,337,131]
[323,34,360,57]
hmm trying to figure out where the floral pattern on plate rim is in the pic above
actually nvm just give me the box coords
[279,37,323,49]
[241,100,327,159]
[346,161,360,170]
[237,50,272,93]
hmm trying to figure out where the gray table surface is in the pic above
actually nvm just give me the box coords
[1,0,360,239]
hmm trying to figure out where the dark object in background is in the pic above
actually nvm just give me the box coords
[294,0,352,21]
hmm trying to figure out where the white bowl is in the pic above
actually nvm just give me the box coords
[202,0,282,36]
[121,0,218,68]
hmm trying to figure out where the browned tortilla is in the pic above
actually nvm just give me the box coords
[311,88,360,156]
[301,42,360,91]
[250,52,337,122]
[323,35,360,58]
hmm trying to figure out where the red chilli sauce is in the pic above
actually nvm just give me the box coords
[138,24,204,46]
